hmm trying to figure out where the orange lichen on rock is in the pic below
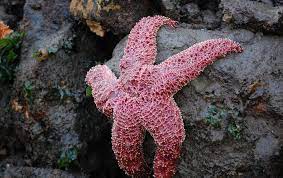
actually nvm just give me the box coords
[70,0,95,19]
[86,20,105,37]
[0,21,13,39]
[86,16,243,178]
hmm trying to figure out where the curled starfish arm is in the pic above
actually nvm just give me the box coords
[120,15,177,74]
[141,99,185,178]
[112,105,149,177]
[153,38,243,96]
[85,65,118,116]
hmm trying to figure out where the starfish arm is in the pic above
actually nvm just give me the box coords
[85,65,118,117]
[141,99,185,178]
[112,106,148,177]
[120,15,177,74]
[153,38,243,96]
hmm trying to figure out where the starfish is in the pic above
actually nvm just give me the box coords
[86,16,243,178]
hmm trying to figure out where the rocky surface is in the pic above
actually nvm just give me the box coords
[70,0,155,36]
[0,1,26,177]
[0,0,25,28]
[0,0,282,177]
[220,0,283,35]
[2,0,124,177]
[11,0,79,167]
[160,0,283,34]
[3,166,87,178]
[106,26,283,176]
[160,0,222,29]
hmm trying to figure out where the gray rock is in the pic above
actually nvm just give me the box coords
[160,0,181,20]
[220,0,283,35]
[0,0,25,27]
[70,0,154,35]
[274,0,283,5]
[255,134,280,160]
[0,1,26,176]
[161,1,222,29]
[180,3,202,24]
[10,1,127,177]
[3,166,87,178]
[12,0,79,166]
[106,25,283,176]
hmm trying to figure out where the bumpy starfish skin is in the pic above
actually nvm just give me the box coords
[86,16,243,178]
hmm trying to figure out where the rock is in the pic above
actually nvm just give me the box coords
[274,0,283,5]
[10,2,125,177]
[0,1,26,176]
[0,6,14,24]
[3,166,87,178]
[12,0,79,166]
[258,0,275,6]
[180,3,202,24]
[255,134,279,160]
[106,26,283,176]
[209,130,225,142]
[220,0,283,35]
[160,0,181,20]
[0,0,25,28]
[161,1,222,29]
[70,0,154,35]
[202,10,222,29]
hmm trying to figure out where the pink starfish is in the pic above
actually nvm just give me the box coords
[86,16,243,178]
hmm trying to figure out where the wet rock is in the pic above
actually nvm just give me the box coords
[106,26,283,176]
[0,6,14,24]
[274,0,283,5]
[202,10,222,29]
[209,130,225,142]
[3,166,87,178]
[220,0,283,35]
[160,0,222,29]
[0,1,26,177]
[180,3,202,24]
[0,155,27,178]
[75,98,125,177]
[0,0,25,28]
[255,134,280,160]
[70,0,154,36]
[12,0,78,166]
[160,0,181,19]
[10,2,124,177]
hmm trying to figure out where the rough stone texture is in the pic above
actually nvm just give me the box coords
[160,0,222,29]
[0,0,282,177]
[8,1,124,177]
[11,0,79,167]
[3,166,87,178]
[70,0,154,35]
[0,0,25,28]
[220,0,283,35]
[0,1,26,177]
[106,25,283,177]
